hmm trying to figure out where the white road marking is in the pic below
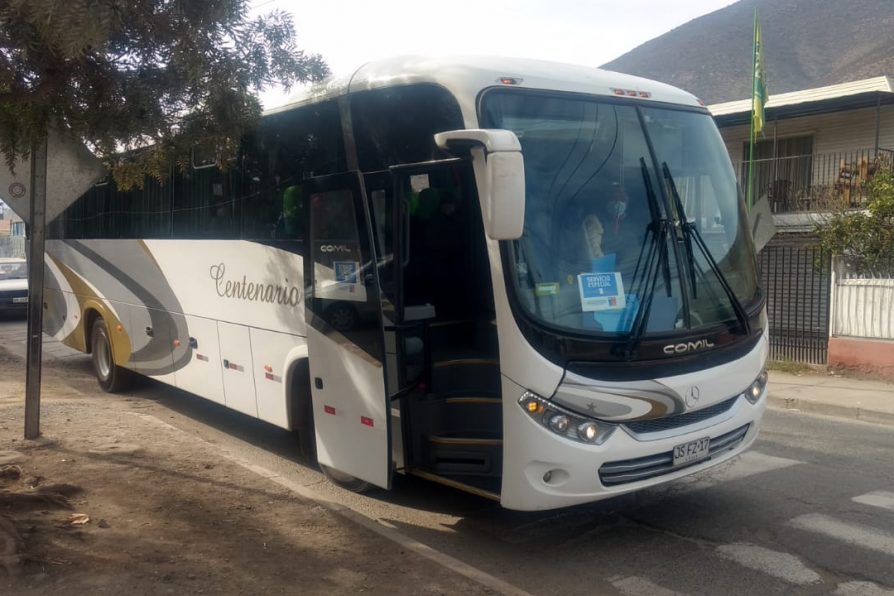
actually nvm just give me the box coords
[612,575,689,596]
[853,491,894,512]
[132,412,534,596]
[673,451,803,493]
[834,581,894,596]
[788,513,894,556]
[716,543,821,585]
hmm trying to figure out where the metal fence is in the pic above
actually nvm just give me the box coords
[759,245,832,364]
[736,147,894,213]
[830,257,894,339]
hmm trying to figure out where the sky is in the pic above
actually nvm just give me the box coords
[254,0,739,108]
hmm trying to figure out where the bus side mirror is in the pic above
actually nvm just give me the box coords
[434,129,525,240]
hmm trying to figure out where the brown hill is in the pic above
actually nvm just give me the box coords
[601,0,894,103]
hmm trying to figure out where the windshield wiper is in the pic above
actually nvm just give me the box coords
[620,158,672,360]
[661,162,751,335]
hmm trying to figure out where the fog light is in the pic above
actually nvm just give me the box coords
[577,421,600,443]
[549,414,570,433]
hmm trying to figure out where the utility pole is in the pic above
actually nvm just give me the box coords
[24,136,47,440]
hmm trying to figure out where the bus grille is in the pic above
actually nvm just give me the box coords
[623,395,740,434]
[598,424,750,487]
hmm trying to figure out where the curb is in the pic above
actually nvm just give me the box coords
[768,394,894,427]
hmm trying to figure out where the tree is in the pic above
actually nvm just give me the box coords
[0,1,328,440]
[0,0,329,186]
[816,165,894,277]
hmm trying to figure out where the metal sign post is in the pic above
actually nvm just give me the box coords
[0,128,105,439]
[24,136,48,440]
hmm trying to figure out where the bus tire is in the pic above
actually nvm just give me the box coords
[91,317,132,393]
[291,361,317,464]
[319,464,372,493]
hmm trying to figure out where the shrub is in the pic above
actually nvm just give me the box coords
[816,166,894,276]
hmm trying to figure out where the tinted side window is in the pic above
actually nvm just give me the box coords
[241,101,345,243]
[59,184,93,239]
[135,176,173,239]
[172,160,240,239]
[82,182,107,239]
[57,175,173,240]
[351,85,464,172]
[107,176,172,239]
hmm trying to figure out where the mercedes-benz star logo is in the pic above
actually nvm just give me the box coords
[685,385,701,408]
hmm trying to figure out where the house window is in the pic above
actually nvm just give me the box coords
[742,135,813,206]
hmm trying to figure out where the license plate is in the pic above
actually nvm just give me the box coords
[673,436,711,466]
[12,297,28,303]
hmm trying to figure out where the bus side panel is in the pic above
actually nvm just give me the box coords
[249,328,304,429]
[218,321,259,417]
[44,240,137,357]
[174,314,226,406]
[144,239,307,337]
[43,285,82,350]
[124,303,177,385]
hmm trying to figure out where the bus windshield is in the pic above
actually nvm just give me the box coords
[481,91,759,338]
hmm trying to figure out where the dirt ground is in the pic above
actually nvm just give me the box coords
[0,346,491,595]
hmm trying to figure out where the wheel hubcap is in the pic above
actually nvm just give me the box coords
[96,332,111,379]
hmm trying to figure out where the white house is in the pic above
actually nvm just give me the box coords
[709,76,894,214]
[710,77,894,376]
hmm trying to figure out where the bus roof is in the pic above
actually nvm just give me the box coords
[264,55,704,119]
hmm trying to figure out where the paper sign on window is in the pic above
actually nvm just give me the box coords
[578,272,626,312]
[334,261,360,284]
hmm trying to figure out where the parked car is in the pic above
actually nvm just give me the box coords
[0,257,28,316]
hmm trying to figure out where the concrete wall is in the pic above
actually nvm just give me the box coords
[829,337,894,378]
[832,278,894,339]
[828,258,894,377]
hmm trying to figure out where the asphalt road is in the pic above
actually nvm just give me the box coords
[2,316,893,595]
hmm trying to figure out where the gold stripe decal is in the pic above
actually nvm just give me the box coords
[46,256,132,364]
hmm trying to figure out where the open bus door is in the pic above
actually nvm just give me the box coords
[305,172,392,489]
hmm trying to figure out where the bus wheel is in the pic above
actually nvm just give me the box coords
[319,464,372,493]
[293,364,317,464]
[91,317,132,393]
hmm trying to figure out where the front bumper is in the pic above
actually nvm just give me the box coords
[499,376,767,511]
[0,295,28,314]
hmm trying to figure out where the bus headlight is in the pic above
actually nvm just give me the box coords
[743,368,769,404]
[519,392,616,445]
[548,414,570,433]
[578,421,600,442]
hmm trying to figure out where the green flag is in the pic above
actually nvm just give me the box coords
[752,12,768,135]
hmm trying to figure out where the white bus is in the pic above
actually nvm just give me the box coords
[44,56,768,511]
